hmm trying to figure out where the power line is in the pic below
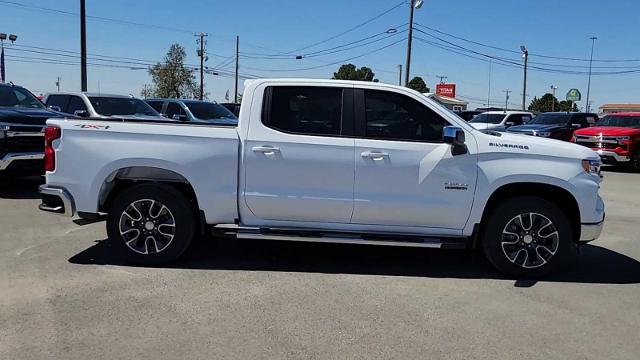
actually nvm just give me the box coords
[285,1,406,54]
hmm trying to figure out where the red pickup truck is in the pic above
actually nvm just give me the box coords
[572,112,640,171]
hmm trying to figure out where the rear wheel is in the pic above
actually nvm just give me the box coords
[481,196,573,278]
[106,183,196,266]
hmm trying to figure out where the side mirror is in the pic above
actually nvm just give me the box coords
[172,114,187,121]
[48,105,62,112]
[505,121,515,127]
[443,126,468,156]
[73,110,88,117]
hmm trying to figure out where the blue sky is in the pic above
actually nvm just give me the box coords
[1,0,639,110]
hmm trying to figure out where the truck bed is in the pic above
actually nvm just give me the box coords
[45,118,240,223]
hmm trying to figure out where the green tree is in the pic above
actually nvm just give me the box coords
[408,76,429,93]
[528,93,578,112]
[141,44,199,99]
[332,64,378,82]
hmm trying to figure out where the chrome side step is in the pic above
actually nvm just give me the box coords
[227,227,467,249]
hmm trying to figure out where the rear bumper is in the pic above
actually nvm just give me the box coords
[596,150,630,163]
[38,185,75,217]
[0,152,44,171]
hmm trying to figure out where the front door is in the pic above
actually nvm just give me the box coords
[243,85,355,223]
[352,89,477,230]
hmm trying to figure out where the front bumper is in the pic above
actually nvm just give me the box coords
[0,152,44,171]
[596,150,630,163]
[580,216,604,242]
[39,185,75,217]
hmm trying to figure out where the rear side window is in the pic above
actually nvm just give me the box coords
[364,90,447,142]
[264,86,343,136]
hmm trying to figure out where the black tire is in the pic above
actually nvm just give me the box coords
[106,183,196,266]
[628,150,640,173]
[481,196,573,278]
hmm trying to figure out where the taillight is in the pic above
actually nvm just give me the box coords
[44,126,61,172]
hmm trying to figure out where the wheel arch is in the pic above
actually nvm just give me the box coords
[479,182,581,244]
[98,166,200,216]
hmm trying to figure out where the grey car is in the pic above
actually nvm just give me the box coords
[146,99,238,125]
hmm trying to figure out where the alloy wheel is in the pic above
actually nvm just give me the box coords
[118,199,176,255]
[501,212,559,269]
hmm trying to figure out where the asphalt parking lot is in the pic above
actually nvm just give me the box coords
[1,169,639,360]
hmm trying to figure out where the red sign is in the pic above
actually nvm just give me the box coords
[436,83,456,98]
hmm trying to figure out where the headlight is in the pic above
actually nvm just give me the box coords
[536,131,551,137]
[582,159,601,175]
[616,136,630,145]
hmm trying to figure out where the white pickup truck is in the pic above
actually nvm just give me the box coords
[39,79,605,277]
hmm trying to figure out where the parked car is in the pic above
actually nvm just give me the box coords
[507,112,598,141]
[145,99,237,125]
[0,83,67,176]
[44,93,166,121]
[39,79,604,278]
[468,111,534,131]
[220,102,241,117]
[572,112,640,171]
[455,110,483,121]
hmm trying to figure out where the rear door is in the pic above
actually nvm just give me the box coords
[351,88,477,230]
[242,85,355,223]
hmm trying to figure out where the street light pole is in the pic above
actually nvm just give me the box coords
[520,45,528,111]
[586,36,597,113]
[0,33,17,84]
[80,0,87,92]
[404,0,423,87]
[550,85,558,112]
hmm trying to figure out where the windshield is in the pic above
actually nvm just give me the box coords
[89,97,159,117]
[530,113,570,125]
[185,102,238,123]
[596,115,640,128]
[470,113,506,124]
[0,86,45,109]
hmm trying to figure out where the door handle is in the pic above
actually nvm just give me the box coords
[252,146,280,155]
[361,151,389,161]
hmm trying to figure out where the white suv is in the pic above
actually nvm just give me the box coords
[469,111,534,131]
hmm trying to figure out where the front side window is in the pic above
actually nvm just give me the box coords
[165,102,184,119]
[0,86,45,109]
[88,97,159,117]
[530,113,571,125]
[265,86,342,136]
[66,96,87,115]
[364,90,447,142]
[596,115,640,127]
[45,95,69,110]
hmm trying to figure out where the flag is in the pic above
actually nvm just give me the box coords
[0,46,5,83]
[225,89,229,101]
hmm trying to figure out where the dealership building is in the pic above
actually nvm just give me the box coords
[599,103,640,114]
[423,83,468,111]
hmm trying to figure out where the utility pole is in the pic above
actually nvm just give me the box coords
[196,33,208,100]
[234,35,239,103]
[436,75,447,84]
[56,77,61,92]
[487,59,492,108]
[397,64,402,86]
[586,36,597,113]
[404,0,423,87]
[80,0,87,92]
[503,89,512,111]
[550,85,558,112]
[520,45,528,110]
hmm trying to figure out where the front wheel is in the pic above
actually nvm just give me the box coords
[481,196,573,278]
[106,183,196,266]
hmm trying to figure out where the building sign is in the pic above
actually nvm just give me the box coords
[436,83,456,98]
[566,88,581,102]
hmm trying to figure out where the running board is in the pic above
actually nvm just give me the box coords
[231,228,467,249]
